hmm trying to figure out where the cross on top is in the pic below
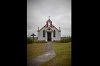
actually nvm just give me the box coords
[49,16,50,19]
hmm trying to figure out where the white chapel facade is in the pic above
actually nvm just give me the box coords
[37,17,61,42]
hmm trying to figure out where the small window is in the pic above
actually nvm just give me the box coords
[43,30,45,37]
[53,30,56,37]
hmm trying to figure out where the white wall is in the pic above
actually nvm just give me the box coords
[51,27,61,41]
[38,27,46,41]
[38,27,61,41]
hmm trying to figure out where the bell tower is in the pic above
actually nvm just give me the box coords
[46,16,52,27]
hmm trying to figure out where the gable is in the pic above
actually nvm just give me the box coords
[38,25,61,32]
[37,18,61,32]
[37,26,46,32]
[52,25,60,31]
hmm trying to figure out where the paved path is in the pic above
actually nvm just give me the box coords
[27,42,56,66]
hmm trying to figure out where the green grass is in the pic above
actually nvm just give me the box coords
[41,42,71,66]
[27,42,71,66]
[27,43,46,60]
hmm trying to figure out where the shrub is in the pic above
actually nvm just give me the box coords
[53,40,60,43]
[35,40,46,43]
[27,37,33,44]
[53,37,71,43]
[60,37,71,43]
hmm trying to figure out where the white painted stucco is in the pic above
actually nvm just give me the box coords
[37,19,61,42]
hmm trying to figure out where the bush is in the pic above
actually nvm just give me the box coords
[60,37,71,43]
[52,37,71,43]
[34,40,46,43]
[27,37,33,44]
[53,40,60,43]
[27,37,71,43]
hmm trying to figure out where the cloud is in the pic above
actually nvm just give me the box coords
[27,0,71,37]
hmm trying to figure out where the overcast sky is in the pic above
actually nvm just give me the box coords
[27,0,71,37]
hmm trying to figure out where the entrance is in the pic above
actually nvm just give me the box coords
[47,32,51,41]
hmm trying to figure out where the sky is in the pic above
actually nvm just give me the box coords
[27,0,71,37]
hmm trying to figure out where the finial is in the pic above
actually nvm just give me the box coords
[49,16,50,19]
[59,27,60,30]
[38,27,39,30]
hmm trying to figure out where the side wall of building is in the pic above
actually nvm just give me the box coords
[38,27,46,41]
[38,27,61,41]
[51,27,61,41]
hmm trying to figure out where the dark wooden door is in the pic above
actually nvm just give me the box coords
[47,32,51,41]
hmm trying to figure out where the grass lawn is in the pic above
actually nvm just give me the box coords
[27,42,71,66]
[41,42,71,66]
[27,43,46,60]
